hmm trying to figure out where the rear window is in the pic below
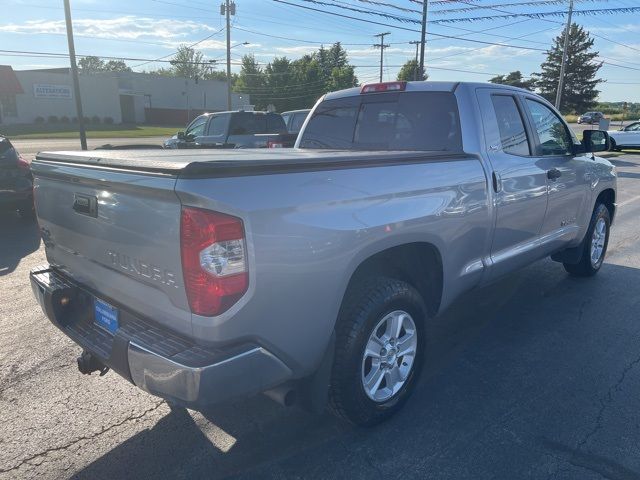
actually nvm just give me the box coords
[229,113,267,135]
[266,114,287,134]
[299,92,462,151]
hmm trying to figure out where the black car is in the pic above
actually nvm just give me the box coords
[0,136,34,219]
[577,111,604,125]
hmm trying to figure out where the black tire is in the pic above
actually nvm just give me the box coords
[563,203,610,277]
[329,277,428,426]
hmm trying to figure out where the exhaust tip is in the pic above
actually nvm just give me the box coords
[264,384,297,407]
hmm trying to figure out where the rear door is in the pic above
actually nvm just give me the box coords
[477,89,549,279]
[521,97,589,252]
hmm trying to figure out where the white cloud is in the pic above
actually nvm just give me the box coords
[0,16,215,41]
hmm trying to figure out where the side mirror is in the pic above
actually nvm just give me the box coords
[582,129,609,153]
[177,131,185,140]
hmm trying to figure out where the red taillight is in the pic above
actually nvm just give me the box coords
[17,155,31,172]
[360,81,407,94]
[267,140,284,148]
[180,207,248,316]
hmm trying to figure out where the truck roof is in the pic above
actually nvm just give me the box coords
[324,80,531,101]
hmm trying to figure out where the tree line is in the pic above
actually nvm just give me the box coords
[79,23,606,115]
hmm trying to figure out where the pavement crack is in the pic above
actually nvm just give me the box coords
[0,400,165,474]
[578,353,640,451]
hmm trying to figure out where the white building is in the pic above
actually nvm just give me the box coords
[0,65,249,125]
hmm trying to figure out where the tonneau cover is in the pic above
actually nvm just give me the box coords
[35,149,468,178]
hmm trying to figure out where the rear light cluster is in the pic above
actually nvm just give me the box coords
[267,140,284,148]
[180,207,248,316]
[360,81,407,94]
[17,155,31,172]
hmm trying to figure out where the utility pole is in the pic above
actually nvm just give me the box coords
[63,0,87,150]
[373,32,390,83]
[221,0,236,110]
[409,40,420,81]
[419,0,428,80]
[555,0,574,110]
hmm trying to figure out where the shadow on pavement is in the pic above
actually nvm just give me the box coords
[73,261,640,480]
[0,213,40,276]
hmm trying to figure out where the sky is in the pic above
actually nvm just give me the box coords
[1,0,639,102]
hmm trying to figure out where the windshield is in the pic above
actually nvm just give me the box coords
[299,91,462,151]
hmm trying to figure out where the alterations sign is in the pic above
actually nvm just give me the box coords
[33,84,72,99]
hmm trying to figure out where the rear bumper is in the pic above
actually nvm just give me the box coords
[30,265,291,408]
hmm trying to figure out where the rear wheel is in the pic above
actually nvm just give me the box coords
[563,203,610,277]
[329,277,428,426]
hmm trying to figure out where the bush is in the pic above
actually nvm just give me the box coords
[103,116,114,125]
[60,115,70,124]
[91,115,101,124]
[71,116,78,123]
[47,115,59,124]
[34,116,45,124]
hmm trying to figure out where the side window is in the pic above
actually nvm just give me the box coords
[229,114,267,135]
[525,99,572,156]
[491,95,530,156]
[207,114,227,136]
[290,112,308,134]
[185,116,207,137]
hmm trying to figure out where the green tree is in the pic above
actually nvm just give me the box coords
[169,45,211,79]
[532,23,602,113]
[397,59,427,81]
[489,70,534,90]
[78,56,131,72]
[234,54,267,109]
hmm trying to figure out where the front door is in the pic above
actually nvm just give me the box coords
[478,89,549,280]
[522,98,589,253]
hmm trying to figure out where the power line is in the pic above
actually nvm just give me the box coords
[271,0,547,52]
[428,6,640,24]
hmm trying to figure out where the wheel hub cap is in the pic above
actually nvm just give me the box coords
[361,310,418,402]
[590,217,607,267]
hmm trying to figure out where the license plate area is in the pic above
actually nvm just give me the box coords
[94,297,119,334]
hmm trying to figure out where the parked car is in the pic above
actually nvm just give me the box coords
[30,81,615,426]
[0,135,34,220]
[281,109,311,134]
[577,111,605,124]
[608,121,640,151]
[163,111,297,149]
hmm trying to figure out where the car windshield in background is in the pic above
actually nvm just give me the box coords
[299,91,462,151]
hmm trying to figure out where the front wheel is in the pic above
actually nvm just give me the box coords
[329,277,428,426]
[563,203,610,276]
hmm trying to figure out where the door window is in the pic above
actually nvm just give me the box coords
[525,99,572,156]
[207,114,228,136]
[624,122,640,132]
[290,112,308,133]
[491,95,530,156]
[185,116,208,137]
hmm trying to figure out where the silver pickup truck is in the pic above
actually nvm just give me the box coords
[30,81,616,426]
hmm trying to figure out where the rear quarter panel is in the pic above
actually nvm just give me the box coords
[175,157,490,375]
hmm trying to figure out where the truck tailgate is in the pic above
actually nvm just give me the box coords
[32,157,192,337]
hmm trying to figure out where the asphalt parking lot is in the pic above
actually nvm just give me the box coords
[2,150,640,480]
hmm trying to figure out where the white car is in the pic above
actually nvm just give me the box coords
[608,121,640,151]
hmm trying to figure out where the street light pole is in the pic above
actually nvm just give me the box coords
[555,0,574,110]
[374,32,390,83]
[63,0,87,150]
[409,40,420,81]
[419,0,428,80]
[222,0,236,111]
